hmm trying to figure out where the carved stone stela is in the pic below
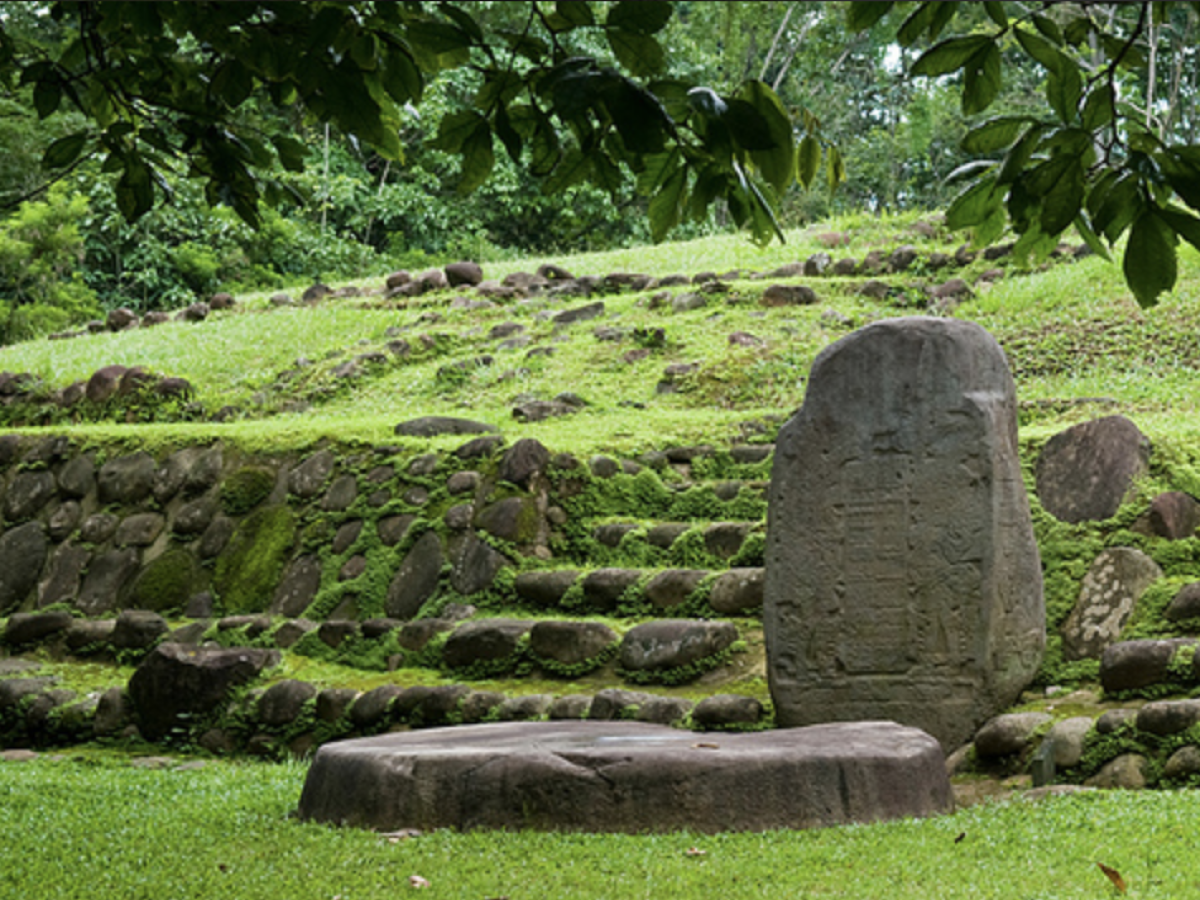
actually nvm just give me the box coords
[764,317,1045,749]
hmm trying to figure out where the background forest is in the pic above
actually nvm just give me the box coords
[1,1,1198,343]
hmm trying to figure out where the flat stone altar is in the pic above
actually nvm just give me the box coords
[297,720,952,833]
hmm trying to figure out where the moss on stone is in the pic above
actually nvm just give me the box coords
[214,505,296,614]
[128,549,201,613]
[220,466,276,516]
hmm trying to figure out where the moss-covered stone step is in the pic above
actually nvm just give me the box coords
[0,644,770,755]
[589,519,763,564]
[513,566,763,615]
[958,699,1200,791]
[1099,638,1200,694]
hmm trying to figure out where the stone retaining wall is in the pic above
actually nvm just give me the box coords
[0,432,769,622]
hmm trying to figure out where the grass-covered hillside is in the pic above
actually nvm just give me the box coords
[3,209,1200,457]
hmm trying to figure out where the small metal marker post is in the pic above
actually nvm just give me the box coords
[1031,738,1055,787]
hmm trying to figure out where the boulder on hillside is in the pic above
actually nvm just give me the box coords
[1035,415,1151,523]
[128,644,281,741]
[445,261,484,286]
[394,416,499,438]
[1142,491,1200,540]
[1166,582,1200,622]
[761,284,818,307]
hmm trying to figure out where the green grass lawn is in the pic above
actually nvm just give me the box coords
[1,754,1196,899]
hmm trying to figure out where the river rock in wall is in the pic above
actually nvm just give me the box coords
[764,317,1045,750]
[1061,547,1163,660]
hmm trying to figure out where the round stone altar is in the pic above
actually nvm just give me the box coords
[297,720,952,833]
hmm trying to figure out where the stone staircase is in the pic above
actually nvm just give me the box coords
[0,433,776,756]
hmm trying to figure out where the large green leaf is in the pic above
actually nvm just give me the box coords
[493,103,522,163]
[439,3,484,42]
[43,132,89,170]
[1046,62,1082,123]
[1039,158,1084,234]
[826,145,846,193]
[431,109,484,153]
[724,99,775,151]
[636,149,681,196]
[1160,151,1200,210]
[995,122,1044,185]
[962,116,1030,154]
[796,135,821,189]
[898,3,939,46]
[607,30,664,77]
[962,44,1001,115]
[457,120,494,195]
[1014,29,1064,73]
[739,80,794,195]
[542,146,591,194]
[911,36,991,77]
[1123,209,1178,308]
[555,1,595,28]
[529,109,561,177]
[381,43,423,105]
[33,79,62,118]
[605,80,668,155]
[116,155,155,221]
[1160,207,1200,254]
[405,20,473,55]
[1073,213,1113,262]
[1081,82,1114,130]
[1091,172,1140,243]
[607,1,672,35]
[211,59,253,109]
[847,2,894,32]
[946,175,1001,229]
[648,166,686,242]
[270,135,307,173]
[983,2,1008,28]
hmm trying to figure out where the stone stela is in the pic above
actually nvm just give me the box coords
[764,317,1045,750]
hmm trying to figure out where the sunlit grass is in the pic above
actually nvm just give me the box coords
[1,215,1198,457]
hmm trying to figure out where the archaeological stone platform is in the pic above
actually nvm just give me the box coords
[296,720,952,833]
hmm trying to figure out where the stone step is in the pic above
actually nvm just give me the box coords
[513,566,763,616]
[1099,638,1200,693]
[590,520,762,562]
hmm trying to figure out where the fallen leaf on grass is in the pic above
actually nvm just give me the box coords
[686,847,707,857]
[409,875,431,889]
[1098,862,1127,894]
[382,828,423,844]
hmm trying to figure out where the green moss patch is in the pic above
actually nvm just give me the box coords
[128,549,202,613]
[214,506,296,614]
[220,466,277,515]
